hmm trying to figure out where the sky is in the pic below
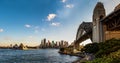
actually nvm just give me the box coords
[0,0,120,46]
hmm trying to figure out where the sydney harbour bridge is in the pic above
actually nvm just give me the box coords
[75,2,120,50]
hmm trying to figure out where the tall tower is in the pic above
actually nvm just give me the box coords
[93,2,106,42]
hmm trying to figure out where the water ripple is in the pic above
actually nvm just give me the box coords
[0,49,79,63]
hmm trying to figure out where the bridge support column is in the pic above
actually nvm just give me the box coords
[74,43,79,50]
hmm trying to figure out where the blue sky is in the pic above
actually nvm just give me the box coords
[0,0,120,46]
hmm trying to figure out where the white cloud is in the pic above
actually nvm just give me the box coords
[50,22,60,26]
[47,14,57,21]
[0,29,4,32]
[66,4,74,8]
[61,0,67,3]
[25,24,31,28]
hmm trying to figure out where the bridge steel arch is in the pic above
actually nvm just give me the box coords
[75,22,92,50]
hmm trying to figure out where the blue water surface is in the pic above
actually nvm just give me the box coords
[0,49,79,63]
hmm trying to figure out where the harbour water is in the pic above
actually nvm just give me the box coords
[0,49,79,63]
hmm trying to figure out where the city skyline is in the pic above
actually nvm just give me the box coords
[0,0,120,46]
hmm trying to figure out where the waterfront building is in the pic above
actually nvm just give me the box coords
[40,38,47,48]
[47,40,51,47]
[10,44,12,48]
[39,39,70,48]
[56,41,60,47]
[13,44,19,49]
[64,41,69,47]
[19,43,28,50]
[52,41,55,47]
[61,40,64,48]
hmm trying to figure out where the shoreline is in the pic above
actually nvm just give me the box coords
[59,51,95,63]
[0,47,60,50]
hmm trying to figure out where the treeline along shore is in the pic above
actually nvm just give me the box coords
[59,39,120,63]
